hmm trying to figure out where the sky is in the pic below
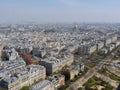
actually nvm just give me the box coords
[0,0,120,23]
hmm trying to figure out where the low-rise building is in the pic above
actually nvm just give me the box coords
[97,41,104,50]
[48,74,65,89]
[78,44,97,55]
[111,35,117,43]
[0,60,26,75]
[63,64,83,80]
[103,38,112,46]
[106,44,115,52]
[40,54,74,74]
[99,48,108,55]
[2,47,19,61]
[29,80,54,90]
[0,65,46,90]
[32,48,46,58]
[64,68,77,80]
[114,40,120,47]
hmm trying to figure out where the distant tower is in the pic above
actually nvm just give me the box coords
[73,24,79,32]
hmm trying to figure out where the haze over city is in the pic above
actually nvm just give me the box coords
[0,0,120,23]
[0,0,120,90]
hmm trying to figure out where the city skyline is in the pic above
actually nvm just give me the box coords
[0,0,120,23]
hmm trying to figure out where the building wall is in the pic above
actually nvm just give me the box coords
[1,66,46,90]
[40,58,74,75]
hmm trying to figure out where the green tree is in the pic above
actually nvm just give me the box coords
[19,85,29,90]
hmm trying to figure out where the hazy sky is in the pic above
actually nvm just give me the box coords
[0,0,120,23]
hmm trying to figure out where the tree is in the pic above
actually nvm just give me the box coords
[19,86,29,90]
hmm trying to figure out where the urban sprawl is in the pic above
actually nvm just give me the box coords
[0,23,120,90]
